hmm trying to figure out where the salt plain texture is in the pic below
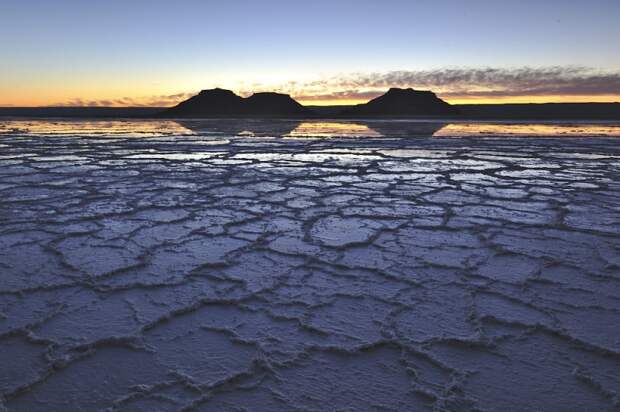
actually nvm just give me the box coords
[1,119,620,411]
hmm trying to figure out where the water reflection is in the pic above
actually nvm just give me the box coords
[0,120,194,137]
[1,119,619,139]
[170,120,620,138]
[360,121,448,139]
[177,120,447,138]
[174,119,301,137]
[287,122,382,138]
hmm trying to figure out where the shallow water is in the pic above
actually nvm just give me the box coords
[2,118,620,139]
[1,119,620,411]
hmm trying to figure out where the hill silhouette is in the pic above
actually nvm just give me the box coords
[340,88,459,117]
[163,88,243,117]
[160,88,312,117]
[244,92,310,116]
[3,88,617,120]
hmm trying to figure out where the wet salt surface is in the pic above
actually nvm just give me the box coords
[1,119,620,411]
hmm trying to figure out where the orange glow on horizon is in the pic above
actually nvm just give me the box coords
[295,98,368,106]
[1,93,619,108]
[443,95,620,105]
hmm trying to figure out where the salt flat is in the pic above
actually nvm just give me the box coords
[1,119,620,411]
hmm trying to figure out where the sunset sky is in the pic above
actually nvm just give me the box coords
[1,0,619,106]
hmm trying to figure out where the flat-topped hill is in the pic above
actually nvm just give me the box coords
[340,88,459,117]
[160,88,312,117]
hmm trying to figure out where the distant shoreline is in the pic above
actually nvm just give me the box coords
[1,102,620,121]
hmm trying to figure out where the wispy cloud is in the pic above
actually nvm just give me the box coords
[52,92,196,107]
[52,67,620,106]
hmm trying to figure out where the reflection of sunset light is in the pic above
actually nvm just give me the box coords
[237,130,255,136]
[0,120,196,137]
[287,122,382,138]
[433,123,620,137]
[2,119,620,140]
[3,93,619,108]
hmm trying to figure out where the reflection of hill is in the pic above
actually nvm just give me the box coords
[286,121,446,138]
[360,121,447,138]
[175,119,447,138]
[174,119,302,137]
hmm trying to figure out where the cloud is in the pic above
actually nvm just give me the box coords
[291,90,385,102]
[52,92,196,107]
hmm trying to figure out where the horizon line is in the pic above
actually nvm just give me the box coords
[2,96,620,108]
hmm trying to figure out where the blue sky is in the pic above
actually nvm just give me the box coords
[1,0,619,105]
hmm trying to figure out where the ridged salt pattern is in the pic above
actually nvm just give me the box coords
[1,119,620,411]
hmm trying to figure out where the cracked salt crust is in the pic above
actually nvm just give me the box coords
[1,119,620,411]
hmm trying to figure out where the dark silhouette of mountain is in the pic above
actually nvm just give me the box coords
[243,92,310,116]
[2,89,618,120]
[161,88,244,117]
[340,88,459,117]
[160,89,312,118]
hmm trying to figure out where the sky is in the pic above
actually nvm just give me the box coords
[1,0,619,106]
